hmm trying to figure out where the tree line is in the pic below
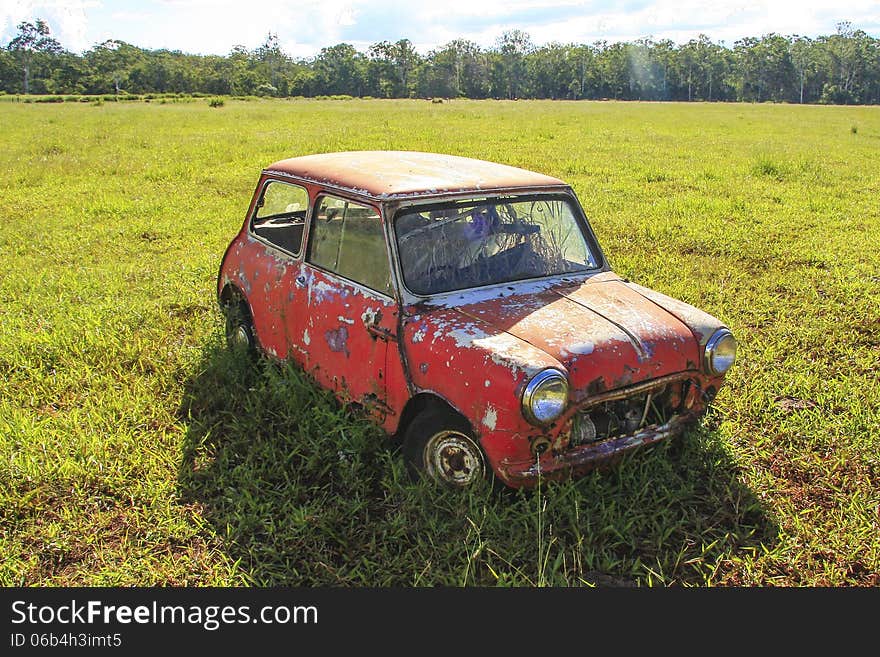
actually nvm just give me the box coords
[2,19,879,104]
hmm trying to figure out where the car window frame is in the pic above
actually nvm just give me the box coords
[305,192,397,301]
[390,190,608,299]
[248,177,311,259]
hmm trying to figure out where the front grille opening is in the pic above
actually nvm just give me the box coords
[569,383,679,447]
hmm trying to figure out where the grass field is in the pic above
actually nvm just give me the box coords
[1,98,878,586]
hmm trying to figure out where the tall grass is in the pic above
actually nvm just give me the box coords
[1,99,878,586]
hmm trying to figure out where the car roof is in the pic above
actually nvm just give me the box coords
[263,151,568,200]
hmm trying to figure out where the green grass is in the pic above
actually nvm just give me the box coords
[1,98,878,586]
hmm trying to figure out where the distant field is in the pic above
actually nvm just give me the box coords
[1,98,878,586]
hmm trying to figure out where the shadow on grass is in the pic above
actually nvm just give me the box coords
[178,340,778,586]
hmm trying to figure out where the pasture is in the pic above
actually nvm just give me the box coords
[1,97,878,585]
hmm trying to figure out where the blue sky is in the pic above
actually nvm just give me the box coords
[2,1,878,57]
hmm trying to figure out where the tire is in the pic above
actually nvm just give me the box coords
[403,409,488,488]
[224,296,257,356]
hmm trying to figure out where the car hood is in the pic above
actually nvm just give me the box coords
[437,273,704,398]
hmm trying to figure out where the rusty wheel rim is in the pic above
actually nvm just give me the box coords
[231,325,250,349]
[424,430,485,487]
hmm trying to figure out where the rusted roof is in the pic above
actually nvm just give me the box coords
[264,151,567,200]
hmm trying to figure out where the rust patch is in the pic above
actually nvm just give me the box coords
[264,151,567,200]
[586,376,607,397]
[325,326,350,357]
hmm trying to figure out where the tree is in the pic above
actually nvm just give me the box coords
[416,45,459,98]
[790,36,815,103]
[0,19,878,105]
[83,40,145,94]
[0,50,17,90]
[198,54,235,95]
[286,67,314,96]
[528,42,578,99]
[448,40,489,98]
[6,19,62,94]
[594,41,629,99]
[677,35,727,101]
[367,41,398,97]
[254,32,285,94]
[758,34,796,101]
[567,44,596,99]
[313,43,366,96]
[650,39,676,99]
[865,37,880,104]
[734,35,795,102]
[626,38,664,100]
[818,22,875,104]
[225,45,258,95]
[390,39,419,96]
[496,30,533,98]
[44,51,87,94]
[365,39,418,97]
[411,39,490,99]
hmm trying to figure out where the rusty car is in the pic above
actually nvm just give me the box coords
[217,151,737,488]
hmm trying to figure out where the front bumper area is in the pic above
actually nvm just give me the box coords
[496,411,698,486]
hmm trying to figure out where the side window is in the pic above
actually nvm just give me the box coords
[308,195,393,296]
[251,180,309,256]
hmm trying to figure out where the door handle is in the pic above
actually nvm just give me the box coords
[366,323,397,342]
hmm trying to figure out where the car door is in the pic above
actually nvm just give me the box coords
[245,177,311,363]
[303,194,399,420]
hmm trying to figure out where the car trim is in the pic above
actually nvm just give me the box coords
[301,262,398,304]
[303,193,398,303]
[498,411,698,485]
[246,177,311,259]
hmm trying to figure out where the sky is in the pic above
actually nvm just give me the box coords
[1,0,878,57]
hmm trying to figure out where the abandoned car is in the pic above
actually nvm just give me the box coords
[217,151,736,488]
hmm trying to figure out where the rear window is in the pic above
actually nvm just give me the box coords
[251,180,309,256]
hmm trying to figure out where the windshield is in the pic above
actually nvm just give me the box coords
[394,196,600,295]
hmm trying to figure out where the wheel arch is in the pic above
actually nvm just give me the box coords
[219,283,261,353]
[219,282,247,307]
[393,391,474,442]
[219,283,257,328]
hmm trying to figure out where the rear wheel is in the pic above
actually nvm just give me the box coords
[224,296,256,356]
[403,409,487,488]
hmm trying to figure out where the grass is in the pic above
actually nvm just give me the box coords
[1,98,878,586]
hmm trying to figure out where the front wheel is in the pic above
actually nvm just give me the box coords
[403,410,488,488]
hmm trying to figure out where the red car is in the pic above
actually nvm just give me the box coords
[218,151,736,488]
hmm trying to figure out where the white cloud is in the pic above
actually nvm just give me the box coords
[1,0,96,51]
[2,0,878,55]
[421,0,879,47]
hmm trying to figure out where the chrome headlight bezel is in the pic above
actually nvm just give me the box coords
[521,369,570,426]
[704,328,737,375]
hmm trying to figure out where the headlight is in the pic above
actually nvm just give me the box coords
[704,329,737,375]
[522,369,569,426]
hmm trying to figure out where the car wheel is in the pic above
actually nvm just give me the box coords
[403,409,488,488]
[224,297,256,355]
